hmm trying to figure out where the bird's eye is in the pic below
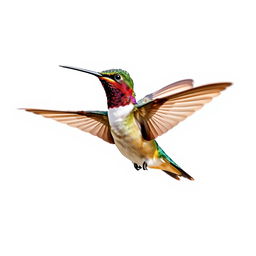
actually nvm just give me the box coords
[114,74,121,81]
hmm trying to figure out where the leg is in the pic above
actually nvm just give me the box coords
[143,161,148,170]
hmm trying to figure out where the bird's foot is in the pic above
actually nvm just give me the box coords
[143,161,148,170]
[133,163,142,171]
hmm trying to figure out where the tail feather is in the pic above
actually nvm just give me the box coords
[163,165,194,181]
[155,141,194,180]
[162,171,181,180]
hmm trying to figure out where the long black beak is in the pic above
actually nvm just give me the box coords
[59,65,102,77]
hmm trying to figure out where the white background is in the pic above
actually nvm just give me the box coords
[0,0,255,255]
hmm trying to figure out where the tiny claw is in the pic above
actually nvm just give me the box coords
[143,161,148,170]
[133,163,142,171]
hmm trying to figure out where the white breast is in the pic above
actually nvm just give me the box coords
[108,104,134,127]
[108,104,143,164]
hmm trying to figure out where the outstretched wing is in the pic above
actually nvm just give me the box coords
[135,82,232,141]
[137,79,194,105]
[24,109,114,144]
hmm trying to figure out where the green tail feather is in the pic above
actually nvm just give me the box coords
[154,141,194,180]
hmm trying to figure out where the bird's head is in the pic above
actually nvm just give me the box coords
[60,66,136,108]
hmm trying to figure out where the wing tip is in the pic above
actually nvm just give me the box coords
[218,82,232,87]
[202,82,233,88]
[18,108,33,112]
[19,108,40,114]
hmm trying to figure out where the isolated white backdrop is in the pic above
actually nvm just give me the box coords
[0,0,255,255]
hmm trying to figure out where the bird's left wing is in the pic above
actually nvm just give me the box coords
[135,82,232,141]
[24,109,114,144]
[137,79,194,105]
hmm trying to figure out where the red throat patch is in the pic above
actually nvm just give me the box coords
[100,78,136,108]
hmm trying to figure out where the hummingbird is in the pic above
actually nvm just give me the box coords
[23,66,232,180]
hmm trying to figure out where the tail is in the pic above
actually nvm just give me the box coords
[162,166,194,181]
[155,142,194,181]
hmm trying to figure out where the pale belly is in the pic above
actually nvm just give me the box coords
[108,105,158,166]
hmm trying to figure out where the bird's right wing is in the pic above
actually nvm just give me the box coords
[24,109,114,144]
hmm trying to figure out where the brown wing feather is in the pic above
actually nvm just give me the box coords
[137,79,193,105]
[24,109,114,144]
[136,82,232,140]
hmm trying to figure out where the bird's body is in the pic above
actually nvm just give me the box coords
[108,104,157,166]
[24,66,232,180]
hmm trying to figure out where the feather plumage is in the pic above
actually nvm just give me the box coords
[135,82,232,140]
[24,109,114,143]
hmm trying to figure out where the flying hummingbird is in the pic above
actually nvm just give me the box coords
[23,66,232,180]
